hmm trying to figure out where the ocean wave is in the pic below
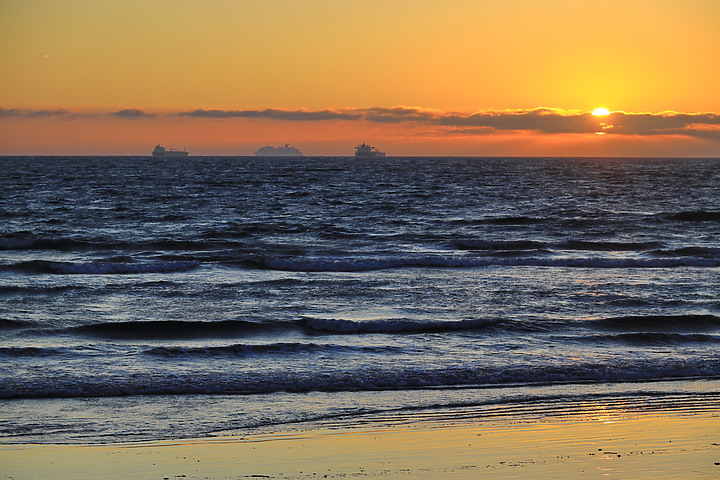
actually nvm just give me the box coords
[0,346,59,357]
[651,246,720,258]
[453,239,663,252]
[0,285,86,295]
[298,316,500,334]
[70,315,719,340]
[12,313,720,341]
[67,317,507,339]
[575,332,720,345]
[0,209,24,219]
[201,221,311,238]
[0,344,117,358]
[0,235,243,252]
[240,254,720,272]
[0,346,75,357]
[71,319,287,339]
[557,240,664,251]
[0,237,96,251]
[141,239,243,251]
[478,216,543,225]
[667,210,720,222]
[452,240,546,251]
[591,314,720,332]
[4,259,200,275]
[0,319,33,330]
[144,342,401,358]
[3,360,720,399]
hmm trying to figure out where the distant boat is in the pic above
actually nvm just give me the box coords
[152,145,188,159]
[355,143,385,158]
[255,144,304,157]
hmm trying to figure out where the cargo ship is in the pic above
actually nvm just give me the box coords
[355,143,385,158]
[152,145,189,159]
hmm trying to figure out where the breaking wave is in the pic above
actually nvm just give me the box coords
[4,360,720,399]
[18,314,720,342]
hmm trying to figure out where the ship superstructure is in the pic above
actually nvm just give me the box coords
[255,144,304,156]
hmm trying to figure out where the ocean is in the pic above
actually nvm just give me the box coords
[1,155,719,444]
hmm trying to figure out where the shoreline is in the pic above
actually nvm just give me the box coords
[2,397,719,479]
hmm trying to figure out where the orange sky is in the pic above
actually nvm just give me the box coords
[2,0,719,156]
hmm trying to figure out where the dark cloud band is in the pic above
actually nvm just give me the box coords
[0,107,71,117]
[113,109,156,118]
[177,108,359,121]
[3,105,719,140]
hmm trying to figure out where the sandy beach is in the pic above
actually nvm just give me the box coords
[2,402,719,480]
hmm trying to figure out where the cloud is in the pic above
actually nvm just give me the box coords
[444,127,511,136]
[0,107,71,117]
[421,108,720,140]
[352,107,720,140]
[178,108,359,121]
[357,106,439,123]
[600,112,720,137]
[4,105,719,141]
[112,108,156,118]
[0,108,23,116]
[434,108,599,134]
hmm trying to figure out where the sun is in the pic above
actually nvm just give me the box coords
[592,107,610,116]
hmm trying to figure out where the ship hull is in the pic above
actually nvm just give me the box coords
[255,151,303,157]
[153,151,189,159]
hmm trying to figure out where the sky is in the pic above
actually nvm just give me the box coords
[1,0,719,156]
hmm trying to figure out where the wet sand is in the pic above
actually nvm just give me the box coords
[2,406,719,479]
